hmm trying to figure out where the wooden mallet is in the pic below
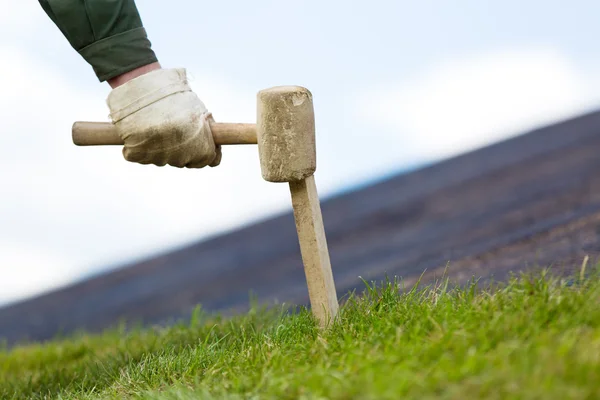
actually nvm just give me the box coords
[71,86,339,328]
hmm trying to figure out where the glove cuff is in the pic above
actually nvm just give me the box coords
[106,68,193,123]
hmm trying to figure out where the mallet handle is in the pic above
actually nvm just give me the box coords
[72,121,257,146]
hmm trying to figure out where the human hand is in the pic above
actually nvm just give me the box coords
[106,68,221,168]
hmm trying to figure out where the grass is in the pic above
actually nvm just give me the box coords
[1,267,600,399]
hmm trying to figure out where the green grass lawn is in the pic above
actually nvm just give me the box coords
[1,267,600,399]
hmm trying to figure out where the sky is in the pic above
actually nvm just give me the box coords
[2,0,600,306]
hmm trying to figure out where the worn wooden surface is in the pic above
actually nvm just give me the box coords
[72,121,258,146]
[256,86,316,182]
[3,110,600,345]
[290,175,338,328]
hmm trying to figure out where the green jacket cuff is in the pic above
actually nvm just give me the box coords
[78,27,158,82]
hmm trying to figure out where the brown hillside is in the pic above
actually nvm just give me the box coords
[2,110,600,346]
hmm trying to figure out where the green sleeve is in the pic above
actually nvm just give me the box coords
[39,0,159,82]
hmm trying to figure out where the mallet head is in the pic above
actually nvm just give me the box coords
[256,86,316,183]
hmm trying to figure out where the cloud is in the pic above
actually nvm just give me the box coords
[0,45,292,306]
[0,2,48,37]
[359,47,600,164]
[0,242,78,305]
[2,2,362,306]
[5,9,600,309]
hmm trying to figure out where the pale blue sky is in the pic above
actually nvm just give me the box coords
[1,1,600,305]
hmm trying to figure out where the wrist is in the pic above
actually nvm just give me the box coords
[107,62,162,89]
[107,68,194,124]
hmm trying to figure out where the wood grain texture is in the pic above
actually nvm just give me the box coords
[72,121,258,146]
[289,175,338,327]
[256,86,316,182]
[3,110,600,346]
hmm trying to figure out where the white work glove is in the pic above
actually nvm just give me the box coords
[106,68,221,168]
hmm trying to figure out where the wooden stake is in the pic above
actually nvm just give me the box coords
[289,175,339,328]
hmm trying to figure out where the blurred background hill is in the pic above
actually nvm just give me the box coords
[3,109,600,344]
[3,1,600,344]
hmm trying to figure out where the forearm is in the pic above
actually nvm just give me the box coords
[107,61,161,88]
[39,0,159,83]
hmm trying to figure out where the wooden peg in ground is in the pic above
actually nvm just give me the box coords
[71,86,339,328]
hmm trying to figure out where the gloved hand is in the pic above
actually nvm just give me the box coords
[106,68,221,168]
